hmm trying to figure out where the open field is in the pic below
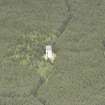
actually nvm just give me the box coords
[0,0,105,105]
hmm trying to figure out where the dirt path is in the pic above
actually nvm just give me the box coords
[34,0,72,105]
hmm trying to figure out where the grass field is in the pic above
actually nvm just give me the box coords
[0,0,105,105]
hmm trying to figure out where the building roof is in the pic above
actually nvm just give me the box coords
[46,45,52,50]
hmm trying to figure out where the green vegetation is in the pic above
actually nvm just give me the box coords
[37,61,53,79]
[0,0,105,105]
[5,31,56,66]
[1,31,55,92]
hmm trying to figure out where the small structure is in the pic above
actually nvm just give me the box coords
[43,45,56,63]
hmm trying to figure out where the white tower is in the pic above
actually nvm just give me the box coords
[43,45,56,63]
[46,45,53,59]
